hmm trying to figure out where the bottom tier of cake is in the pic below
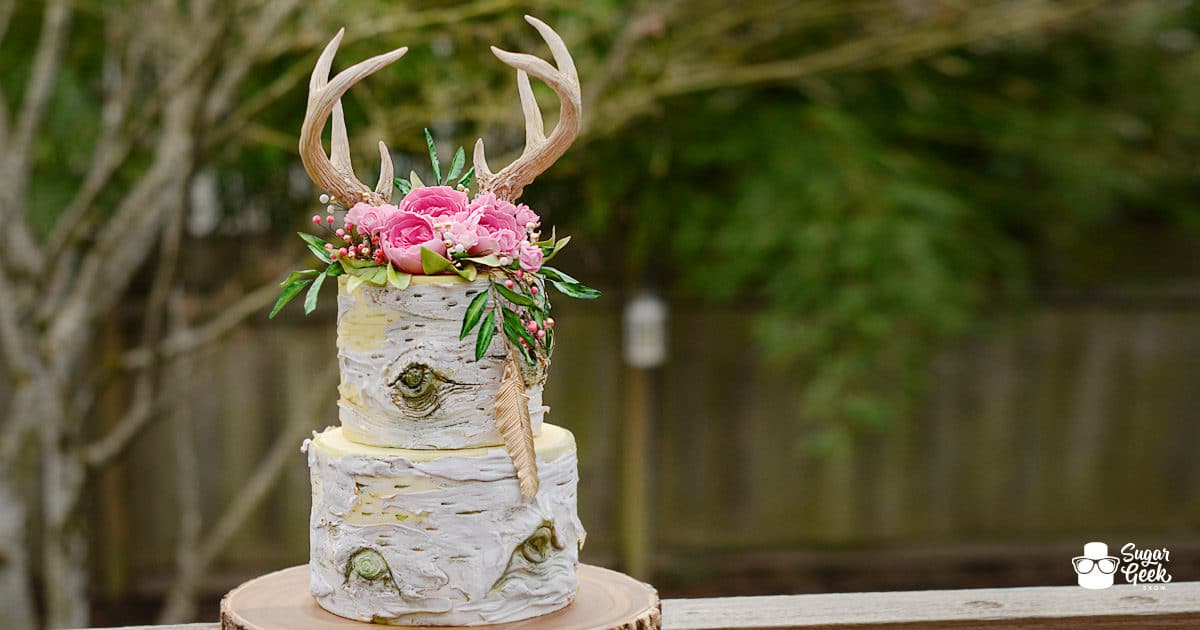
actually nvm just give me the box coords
[304,423,585,626]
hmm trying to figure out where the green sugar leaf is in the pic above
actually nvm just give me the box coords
[410,170,425,189]
[298,232,331,264]
[346,274,366,293]
[394,177,412,196]
[386,264,411,289]
[425,128,441,184]
[460,290,490,339]
[270,277,313,319]
[341,257,377,272]
[456,166,474,188]
[474,311,496,361]
[465,254,503,267]
[501,307,538,349]
[540,235,571,263]
[445,147,465,184]
[454,262,478,282]
[493,282,537,308]
[304,270,326,315]
[550,279,602,300]
[420,247,453,275]
[533,226,557,247]
[279,269,319,287]
[367,266,388,285]
[325,262,345,277]
[538,266,576,283]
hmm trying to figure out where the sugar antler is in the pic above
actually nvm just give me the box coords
[300,29,407,208]
[474,16,582,203]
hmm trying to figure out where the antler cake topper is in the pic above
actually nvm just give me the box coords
[299,30,406,208]
[474,16,582,203]
[288,16,591,499]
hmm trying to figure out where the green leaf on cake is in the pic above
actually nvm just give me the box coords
[409,170,425,189]
[270,276,314,319]
[540,235,571,263]
[465,254,503,267]
[493,282,537,308]
[346,274,366,293]
[425,128,441,184]
[456,166,474,188]
[501,307,538,351]
[420,247,454,275]
[445,146,465,185]
[341,257,377,273]
[366,266,388,286]
[279,269,319,287]
[538,266,575,283]
[304,270,326,315]
[549,279,602,300]
[533,226,557,247]
[460,291,490,339]
[453,262,478,282]
[386,264,411,290]
[474,311,496,361]
[298,232,331,264]
[325,262,345,277]
[394,177,412,196]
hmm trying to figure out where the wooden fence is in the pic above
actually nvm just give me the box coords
[94,297,1200,600]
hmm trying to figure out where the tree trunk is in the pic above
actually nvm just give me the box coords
[0,383,38,630]
[0,474,35,630]
[37,376,90,629]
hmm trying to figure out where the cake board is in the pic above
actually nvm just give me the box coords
[220,564,661,630]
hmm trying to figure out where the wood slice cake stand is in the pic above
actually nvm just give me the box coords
[221,564,660,630]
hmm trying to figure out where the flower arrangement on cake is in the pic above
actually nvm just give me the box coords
[271,128,599,368]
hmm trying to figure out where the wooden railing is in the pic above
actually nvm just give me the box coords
[81,581,1200,629]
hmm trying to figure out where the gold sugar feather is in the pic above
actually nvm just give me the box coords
[494,349,539,498]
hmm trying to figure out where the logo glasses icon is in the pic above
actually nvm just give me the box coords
[1072,556,1118,575]
[1073,542,1119,589]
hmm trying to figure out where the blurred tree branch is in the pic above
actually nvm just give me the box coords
[0,1,319,626]
[158,362,339,623]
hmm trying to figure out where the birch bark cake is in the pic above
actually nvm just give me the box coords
[271,14,601,626]
[304,425,585,625]
[335,275,547,449]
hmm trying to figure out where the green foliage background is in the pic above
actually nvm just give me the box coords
[9,0,1200,442]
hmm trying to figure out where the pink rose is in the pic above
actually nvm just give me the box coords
[380,211,446,274]
[514,203,540,230]
[468,193,522,256]
[518,240,543,273]
[345,202,397,235]
[399,185,468,219]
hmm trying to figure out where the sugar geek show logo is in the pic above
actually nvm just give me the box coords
[1072,541,1173,590]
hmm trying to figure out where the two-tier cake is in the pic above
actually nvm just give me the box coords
[304,276,585,625]
[272,14,598,626]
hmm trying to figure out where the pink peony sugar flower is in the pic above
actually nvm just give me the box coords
[518,240,543,273]
[345,202,397,235]
[399,185,469,219]
[443,213,481,254]
[468,193,523,256]
[380,211,447,274]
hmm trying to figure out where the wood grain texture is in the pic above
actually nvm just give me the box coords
[75,581,1200,629]
[217,564,659,630]
[661,582,1200,628]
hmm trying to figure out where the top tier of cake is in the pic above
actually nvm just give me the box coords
[336,275,545,449]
